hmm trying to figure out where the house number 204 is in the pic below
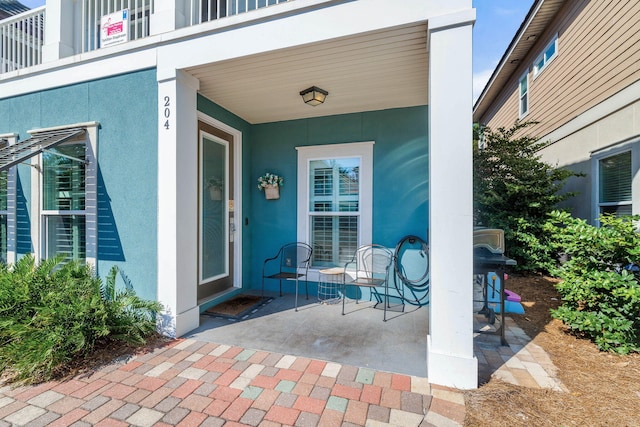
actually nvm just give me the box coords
[163,96,171,130]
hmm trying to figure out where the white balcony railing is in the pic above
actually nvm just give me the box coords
[186,0,291,26]
[80,0,154,53]
[0,7,45,74]
[0,0,293,76]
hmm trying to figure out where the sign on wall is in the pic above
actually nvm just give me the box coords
[101,9,129,48]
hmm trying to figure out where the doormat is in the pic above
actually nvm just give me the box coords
[203,295,273,320]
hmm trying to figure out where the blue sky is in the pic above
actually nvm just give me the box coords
[19,0,532,102]
[472,0,534,101]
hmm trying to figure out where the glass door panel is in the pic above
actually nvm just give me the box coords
[200,134,228,283]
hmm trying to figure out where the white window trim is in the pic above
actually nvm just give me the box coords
[519,71,529,119]
[30,122,98,267]
[296,141,374,280]
[0,133,18,265]
[533,34,558,78]
[590,138,640,225]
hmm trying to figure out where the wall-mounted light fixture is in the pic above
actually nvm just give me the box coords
[299,86,328,106]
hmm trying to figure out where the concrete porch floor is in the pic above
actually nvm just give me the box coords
[187,293,429,378]
[187,290,566,391]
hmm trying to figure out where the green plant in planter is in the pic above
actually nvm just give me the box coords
[545,211,640,353]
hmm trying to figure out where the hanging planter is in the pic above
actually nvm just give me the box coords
[264,184,280,200]
[258,172,283,200]
[209,186,222,201]
[207,177,224,201]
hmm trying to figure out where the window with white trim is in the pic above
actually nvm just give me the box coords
[30,124,98,265]
[519,72,529,118]
[598,150,632,216]
[42,142,87,261]
[533,35,558,77]
[0,169,7,264]
[297,142,373,269]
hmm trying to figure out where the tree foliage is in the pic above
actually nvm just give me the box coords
[474,121,581,271]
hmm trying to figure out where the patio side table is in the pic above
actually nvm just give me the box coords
[318,267,344,304]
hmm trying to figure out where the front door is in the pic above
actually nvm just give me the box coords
[198,120,235,301]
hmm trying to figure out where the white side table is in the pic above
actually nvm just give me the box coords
[318,267,344,304]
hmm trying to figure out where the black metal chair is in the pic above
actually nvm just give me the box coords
[342,244,394,321]
[262,242,312,311]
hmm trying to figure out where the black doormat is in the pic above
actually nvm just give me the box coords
[203,294,273,320]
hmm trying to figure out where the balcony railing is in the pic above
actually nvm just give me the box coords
[0,0,292,77]
[80,0,154,53]
[186,0,291,26]
[0,7,45,74]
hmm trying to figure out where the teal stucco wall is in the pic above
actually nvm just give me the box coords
[250,106,429,293]
[0,69,159,301]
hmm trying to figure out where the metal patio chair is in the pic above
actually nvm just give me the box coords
[261,242,312,311]
[342,244,394,321]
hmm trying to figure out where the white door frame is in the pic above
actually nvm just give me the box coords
[197,112,243,289]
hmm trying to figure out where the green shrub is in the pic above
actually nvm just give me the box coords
[545,211,640,353]
[474,121,581,272]
[0,255,162,383]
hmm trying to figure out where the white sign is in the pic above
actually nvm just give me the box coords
[101,9,129,48]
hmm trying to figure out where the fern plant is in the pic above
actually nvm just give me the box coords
[0,256,162,384]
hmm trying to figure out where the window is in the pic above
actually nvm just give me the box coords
[533,35,558,77]
[519,72,529,118]
[297,142,373,269]
[42,142,87,261]
[29,123,98,265]
[0,170,7,264]
[598,151,632,216]
[0,133,17,265]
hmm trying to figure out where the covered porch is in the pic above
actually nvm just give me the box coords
[155,0,477,388]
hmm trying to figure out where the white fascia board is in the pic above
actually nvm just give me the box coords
[0,49,157,100]
[157,0,470,74]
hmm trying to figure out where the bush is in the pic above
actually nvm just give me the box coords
[474,121,581,272]
[0,255,162,383]
[545,211,640,353]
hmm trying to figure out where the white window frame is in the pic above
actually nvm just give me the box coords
[30,122,98,267]
[0,133,17,265]
[297,142,373,277]
[533,35,558,78]
[519,71,529,118]
[591,139,640,225]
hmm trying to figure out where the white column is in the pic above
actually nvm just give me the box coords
[427,8,478,389]
[150,0,187,35]
[157,69,200,338]
[42,0,75,62]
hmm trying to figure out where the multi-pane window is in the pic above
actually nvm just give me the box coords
[599,151,632,217]
[519,72,529,117]
[309,159,360,267]
[42,142,87,261]
[0,170,7,264]
[533,35,558,77]
[297,142,373,270]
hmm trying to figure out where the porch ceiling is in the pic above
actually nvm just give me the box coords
[186,23,428,124]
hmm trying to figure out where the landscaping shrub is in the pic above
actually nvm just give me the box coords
[0,255,162,383]
[545,210,640,353]
[474,121,581,272]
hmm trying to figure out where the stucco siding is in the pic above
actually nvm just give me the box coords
[480,0,640,139]
[539,98,640,221]
[0,69,159,301]
[250,106,428,294]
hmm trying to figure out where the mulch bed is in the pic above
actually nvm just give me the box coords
[464,274,640,426]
